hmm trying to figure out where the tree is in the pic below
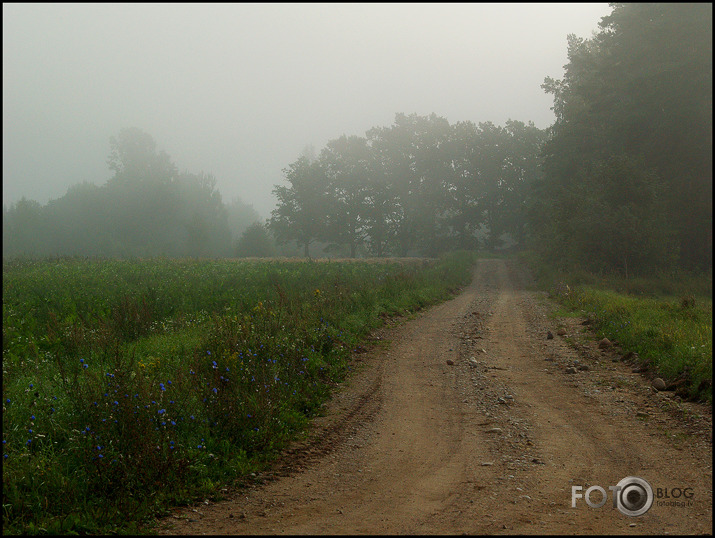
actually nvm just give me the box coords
[319,135,371,257]
[534,3,712,272]
[366,113,453,256]
[268,156,327,258]
[225,196,262,244]
[107,127,177,185]
[175,171,232,257]
[443,120,483,250]
[235,221,276,257]
[2,198,47,257]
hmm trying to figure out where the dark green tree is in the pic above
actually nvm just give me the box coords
[535,3,712,272]
[319,135,371,257]
[268,156,327,258]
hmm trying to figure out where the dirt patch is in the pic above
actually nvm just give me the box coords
[156,258,712,535]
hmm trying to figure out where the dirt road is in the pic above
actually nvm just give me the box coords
[159,258,712,535]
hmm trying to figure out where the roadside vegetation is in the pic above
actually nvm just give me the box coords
[524,253,712,404]
[2,252,475,534]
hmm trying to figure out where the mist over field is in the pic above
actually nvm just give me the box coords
[4,3,609,213]
[2,3,711,273]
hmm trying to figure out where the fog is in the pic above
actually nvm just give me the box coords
[3,3,610,218]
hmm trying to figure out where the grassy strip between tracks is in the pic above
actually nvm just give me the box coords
[2,251,476,534]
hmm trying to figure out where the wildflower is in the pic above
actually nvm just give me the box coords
[212,388,218,394]
[159,383,166,391]
[30,415,35,420]
[158,409,166,415]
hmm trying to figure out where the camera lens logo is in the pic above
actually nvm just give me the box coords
[615,476,654,517]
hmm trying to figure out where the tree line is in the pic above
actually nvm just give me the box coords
[4,4,711,275]
[269,3,711,273]
[3,127,262,259]
[268,115,545,258]
[530,2,712,274]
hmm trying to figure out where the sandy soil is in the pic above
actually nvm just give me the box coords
[157,258,712,535]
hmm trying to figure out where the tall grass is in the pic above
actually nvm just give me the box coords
[2,252,475,534]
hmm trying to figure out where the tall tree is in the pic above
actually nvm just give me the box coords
[319,135,371,258]
[269,156,327,258]
[534,3,712,272]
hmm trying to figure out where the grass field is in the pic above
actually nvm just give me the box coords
[2,252,475,534]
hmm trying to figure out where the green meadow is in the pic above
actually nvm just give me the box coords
[2,253,475,534]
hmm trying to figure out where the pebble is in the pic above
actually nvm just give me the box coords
[578,364,590,371]
[486,427,503,433]
[557,328,567,336]
[598,338,612,349]
[652,377,666,391]
[481,461,494,466]
[565,367,577,374]
[546,331,554,340]
[446,359,455,365]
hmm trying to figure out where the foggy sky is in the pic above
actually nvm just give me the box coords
[3,3,611,218]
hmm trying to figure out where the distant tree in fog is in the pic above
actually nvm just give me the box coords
[235,221,276,257]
